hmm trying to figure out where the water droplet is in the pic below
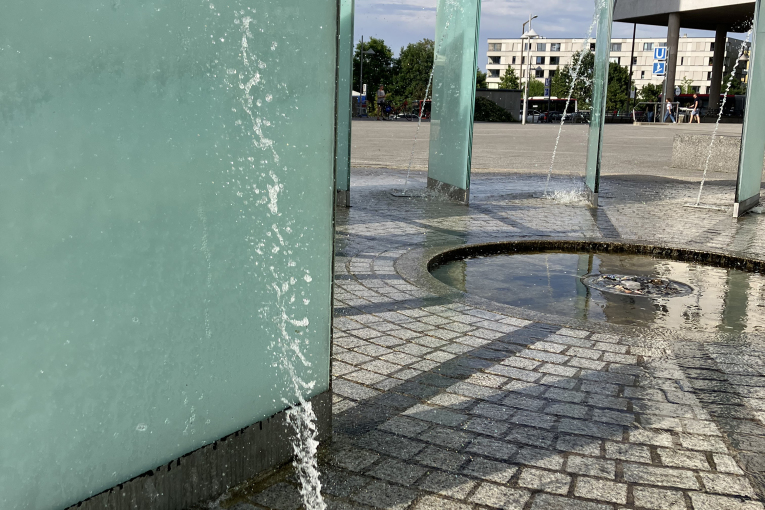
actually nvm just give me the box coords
[136,423,148,432]
[265,94,273,102]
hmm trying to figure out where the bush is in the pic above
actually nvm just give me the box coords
[474,96,515,122]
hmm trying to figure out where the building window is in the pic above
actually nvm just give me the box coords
[489,69,500,78]
[643,42,654,51]
[489,56,501,65]
[524,43,531,51]
[535,56,545,65]
[710,42,715,52]
[590,43,596,51]
[536,43,546,52]
[549,69,557,78]
[512,56,517,65]
[611,43,622,52]
[522,69,526,78]
[632,57,638,65]
[551,43,561,52]
[659,42,667,47]
[707,71,712,80]
[535,69,545,78]
[680,57,684,65]
[692,86,701,93]
[641,70,645,79]
[522,56,526,65]
[550,56,560,66]
[709,57,714,66]
[609,56,620,65]
[488,43,501,51]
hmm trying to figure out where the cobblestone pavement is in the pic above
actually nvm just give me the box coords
[212,166,765,510]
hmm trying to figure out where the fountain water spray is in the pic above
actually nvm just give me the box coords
[223,9,326,509]
[544,0,603,198]
[687,27,752,211]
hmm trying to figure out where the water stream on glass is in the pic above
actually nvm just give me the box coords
[544,0,602,198]
[227,9,326,509]
[695,28,752,206]
[401,0,460,192]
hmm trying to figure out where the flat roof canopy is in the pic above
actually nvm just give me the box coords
[614,0,755,32]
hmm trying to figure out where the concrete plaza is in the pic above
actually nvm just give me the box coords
[204,121,765,510]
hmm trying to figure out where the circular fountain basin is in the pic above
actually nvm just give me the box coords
[429,244,765,334]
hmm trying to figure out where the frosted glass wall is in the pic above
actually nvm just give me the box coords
[336,0,355,200]
[585,0,615,199]
[428,0,482,193]
[0,2,336,509]
[736,0,765,213]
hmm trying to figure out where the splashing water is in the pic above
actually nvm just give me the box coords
[226,10,326,509]
[544,186,589,205]
[401,0,461,191]
[695,28,752,206]
[544,0,602,197]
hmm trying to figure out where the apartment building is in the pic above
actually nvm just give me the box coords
[486,36,746,93]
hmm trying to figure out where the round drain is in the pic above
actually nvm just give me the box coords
[582,274,693,298]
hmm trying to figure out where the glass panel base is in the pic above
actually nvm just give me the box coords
[586,187,599,208]
[336,189,350,208]
[427,177,470,204]
[733,193,761,217]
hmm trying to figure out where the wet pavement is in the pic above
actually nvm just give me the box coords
[207,147,765,509]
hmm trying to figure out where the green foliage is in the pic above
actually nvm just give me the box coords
[498,67,519,89]
[550,67,568,98]
[680,76,694,94]
[556,50,595,107]
[474,96,514,122]
[606,61,632,112]
[476,68,487,89]
[526,78,545,97]
[387,39,434,102]
[639,82,663,103]
[353,38,395,101]
[722,73,747,95]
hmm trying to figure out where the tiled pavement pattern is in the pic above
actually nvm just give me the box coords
[212,169,765,510]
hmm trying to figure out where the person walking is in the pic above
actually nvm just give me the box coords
[663,98,676,123]
[376,85,386,121]
[689,93,701,124]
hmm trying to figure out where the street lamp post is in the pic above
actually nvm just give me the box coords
[358,36,375,116]
[521,21,539,125]
[520,15,538,96]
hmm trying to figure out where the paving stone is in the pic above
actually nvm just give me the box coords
[713,454,745,475]
[519,348,570,364]
[334,379,381,401]
[502,356,542,370]
[629,428,674,448]
[632,487,687,510]
[546,402,589,418]
[518,467,571,494]
[428,392,473,410]
[557,434,602,456]
[415,445,470,471]
[679,433,729,453]
[510,410,557,429]
[367,458,429,485]
[411,495,472,510]
[378,416,431,437]
[516,447,565,470]
[559,418,624,440]
[658,448,711,470]
[419,427,475,450]
[587,394,629,411]
[462,457,519,483]
[605,442,652,463]
[505,380,547,396]
[641,415,683,432]
[357,431,426,460]
[464,417,510,438]
[540,363,580,377]
[345,369,389,385]
[350,480,419,510]
[569,357,608,370]
[681,419,722,437]
[593,409,635,426]
[546,388,587,403]
[403,404,468,427]
[530,493,613,510]
[699,473,757,497]
[622,464,700,489]
[689,492,765,510]
[251,483,302,510]
[467,437,519,461]
[566,455,616,479]
[473,402,515,420]
[469,483,531,510]
[320,468,369,498]
[568,347,605,360]
[420,471,477,499]
[540,374,579,389]
[506,426,556,448]
[574,477,627,505]
[329,446,379,472]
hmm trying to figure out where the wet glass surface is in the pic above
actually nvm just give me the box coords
[431,251,765,333]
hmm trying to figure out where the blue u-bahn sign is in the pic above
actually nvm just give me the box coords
[653,62,666,76]
[654,47,667,61]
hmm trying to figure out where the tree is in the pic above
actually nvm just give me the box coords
[526,78,545,97]
[550,67,568,98]
[476,68,487,89]
[498,67,519,89]
[606,62,632,112]
[722,73,746,95]
[387,39,434,102]
[680,76,694,94]
[353,38,395,101]
[639,82,663,103]
[556,50,595,107]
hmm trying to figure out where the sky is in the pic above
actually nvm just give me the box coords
[353,0,738,72]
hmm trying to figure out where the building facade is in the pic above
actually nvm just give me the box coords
[486,36,746,94]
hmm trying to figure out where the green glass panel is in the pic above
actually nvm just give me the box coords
[428,0,482,191]
[0,2,336,509]
[737,0,765,207]
[585,0,615,194]
[336,0,355,193]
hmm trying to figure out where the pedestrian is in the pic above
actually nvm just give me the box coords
[690,93,701,124]
[663,98,676,123]
[376,85,386,121]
